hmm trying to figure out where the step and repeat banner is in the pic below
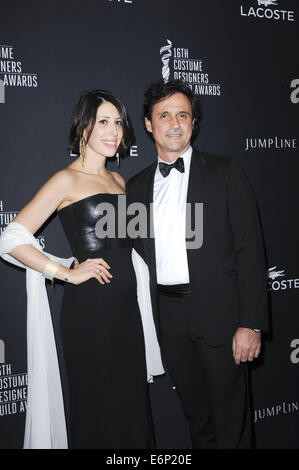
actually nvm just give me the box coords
[0,0,298,449]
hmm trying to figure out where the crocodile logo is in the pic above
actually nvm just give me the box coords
[268,266,285,280]
[257,0,278,6]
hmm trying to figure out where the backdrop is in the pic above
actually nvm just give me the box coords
[0,0,298,449]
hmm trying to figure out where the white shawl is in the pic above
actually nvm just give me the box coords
[0,221,163,449]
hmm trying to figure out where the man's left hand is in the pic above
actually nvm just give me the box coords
[232,327,261,365]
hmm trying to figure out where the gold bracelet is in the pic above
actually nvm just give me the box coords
[42,259,61,283]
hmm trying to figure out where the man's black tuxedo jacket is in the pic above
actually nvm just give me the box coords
[127,149,269,346]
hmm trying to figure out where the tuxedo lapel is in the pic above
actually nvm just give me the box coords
[186,149,206,279]
[142,162,156,204]
[142,163,157,284]
[186,149,206,204]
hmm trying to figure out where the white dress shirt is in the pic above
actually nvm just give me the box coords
[153,146,192,285]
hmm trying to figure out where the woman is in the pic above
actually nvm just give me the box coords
[0,90,163,449]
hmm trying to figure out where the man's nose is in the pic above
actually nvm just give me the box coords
[170,116,180,127]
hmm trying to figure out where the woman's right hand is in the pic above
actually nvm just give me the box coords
[68,258,113,285]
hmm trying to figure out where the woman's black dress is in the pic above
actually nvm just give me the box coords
[58,193,154,449]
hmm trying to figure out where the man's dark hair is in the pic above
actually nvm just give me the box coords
[69,89,135,156]
[143,79,202,140]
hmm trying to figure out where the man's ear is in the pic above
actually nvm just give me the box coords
[145,117,153,133]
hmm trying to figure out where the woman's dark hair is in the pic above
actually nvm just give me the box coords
[143,79,202,140]
[70,89,135,156]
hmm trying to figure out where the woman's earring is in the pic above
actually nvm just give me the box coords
[116,152,120,167]
[79,137,86,167]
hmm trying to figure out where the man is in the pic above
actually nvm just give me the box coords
[127,79,268,449]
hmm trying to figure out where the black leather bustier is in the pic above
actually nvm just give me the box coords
[58,193,131,262]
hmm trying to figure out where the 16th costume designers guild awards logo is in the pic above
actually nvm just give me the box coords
[0,45,38,103]
[159,39,221,96]
[0,200,45,248]
[0,364,28,417]
[240,0,295,21]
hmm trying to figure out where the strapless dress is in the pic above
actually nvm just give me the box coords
[58,193,154,449]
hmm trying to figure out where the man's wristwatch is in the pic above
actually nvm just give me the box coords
[252,329,261,332]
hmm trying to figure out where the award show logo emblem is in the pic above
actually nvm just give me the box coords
[160,40,172,83]
[240,0,295,21]
[267,266,299,291]
[0,200,17,235]
[0,200,45,248]
[0,45,38,103]
[159,39,221,96]
[0,363,28,417]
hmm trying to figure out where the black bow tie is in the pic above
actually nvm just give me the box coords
[159,157,185,177]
